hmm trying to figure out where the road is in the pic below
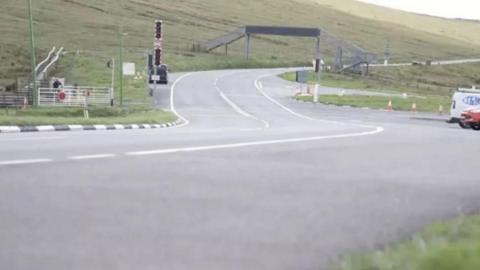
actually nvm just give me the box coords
[1,69,480,270]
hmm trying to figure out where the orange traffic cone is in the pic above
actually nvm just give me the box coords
[411,102,417,113]
[386,100,393,112]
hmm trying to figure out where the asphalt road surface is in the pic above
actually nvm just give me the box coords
[1,69,480,270]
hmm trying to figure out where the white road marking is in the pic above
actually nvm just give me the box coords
[214,73,270,129]
[125,126,384,156]
[68,154,115,160]
[0,159,52,166]
[254,73,385,130]
[171,73,194,128]
[254,75,316,121]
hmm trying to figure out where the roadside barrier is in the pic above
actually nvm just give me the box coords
[38,87,113,107]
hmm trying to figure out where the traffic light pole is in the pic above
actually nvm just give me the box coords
[27,0,37,107]
[152,20,163,97]
[153,61,157,97]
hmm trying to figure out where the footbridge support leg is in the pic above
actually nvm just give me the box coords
[245,34,251,60]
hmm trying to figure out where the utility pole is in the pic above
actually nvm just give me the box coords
[27,0,37,107]
[118,24,124,106]
[116,0,125,107]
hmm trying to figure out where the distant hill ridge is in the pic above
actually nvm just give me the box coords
[1,0,479,86]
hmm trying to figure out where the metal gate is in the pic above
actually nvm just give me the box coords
[38,87,113,107]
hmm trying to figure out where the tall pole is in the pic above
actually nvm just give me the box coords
[116,0,125,107]
[314,35,321,103]
[27,0,37,107]
[110,58,115,106]
[118,24,124,106]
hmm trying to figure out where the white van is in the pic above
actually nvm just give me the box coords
[450,87,480,122]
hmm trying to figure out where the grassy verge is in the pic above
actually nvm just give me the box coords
[297,95,451,113]
[334,214,480,270]
[0,107,176,126]
[282,63,480,97]
[4,0,480,88]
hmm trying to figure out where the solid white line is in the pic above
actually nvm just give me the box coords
[126,127,384,156]
[171,73,194,128]
[68,154,115,160]
[0,159,52,166]
[254,75,316,121]
[253,73,383,130]
[214,73,270,129]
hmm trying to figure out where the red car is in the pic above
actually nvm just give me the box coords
[459,109,480,130]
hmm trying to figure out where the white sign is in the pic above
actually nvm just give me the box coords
[151,75,160,81]
[123,62,136,76]
[154,41,162,48]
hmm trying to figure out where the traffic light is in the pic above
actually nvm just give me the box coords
[153,20,163,66]
[155,20,162,39]
[154,48,162,66]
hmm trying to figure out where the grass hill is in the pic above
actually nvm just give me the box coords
[1,0,480,89]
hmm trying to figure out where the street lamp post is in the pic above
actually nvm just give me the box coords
[27,0,37,107]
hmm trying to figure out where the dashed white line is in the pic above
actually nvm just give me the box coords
[214,73,270,129]
[0,159,53,166]
[68,154,116,160]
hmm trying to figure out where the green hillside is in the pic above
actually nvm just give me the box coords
[1,0,480,88]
